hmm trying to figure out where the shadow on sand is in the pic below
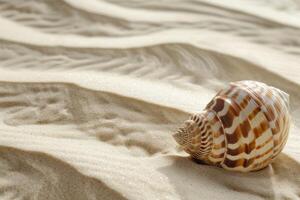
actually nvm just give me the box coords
[159,153,300,200]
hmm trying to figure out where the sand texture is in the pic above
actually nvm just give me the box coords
[0,0,300,199]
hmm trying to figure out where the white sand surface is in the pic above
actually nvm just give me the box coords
[0,0,300,199]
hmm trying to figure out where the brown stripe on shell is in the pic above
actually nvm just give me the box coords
[212,141,226,151]
[246,140,256,155]
[248,107,260,121]
[219,113,234,129]
[243,142,257,168]
[243,157,256,168]
[209,153,225,166]
[218,97,246,168]
[207,112,227,165]
[227,91,258,168]
[222,157,245,168]
[237,82,283,152]
[256,136,273,150]
[209,153,225,159]
[250,83,289,158]
[252,147,274,170]
[233,82,274,125]
[273,99,283,128]
[239,95,251,109]
[213,127,223,138]
[265,91,276,121]
[226,145,245,156]
[231,90,240,100]
[211,98,225,113]
[219,85,270,169]
[210,92,253,168]
[222,100,263,168]
[226,128,240,144]
[240,119,251,138]
[272,115,290,158]
[218,98,241,128]
[253,121,269,138]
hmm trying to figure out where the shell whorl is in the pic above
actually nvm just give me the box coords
[173,113,213,162]
[173,81,291,172]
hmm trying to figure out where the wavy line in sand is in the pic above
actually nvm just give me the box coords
[200,0,300,28]
[62,0,200,22]
[0,0,166,37]
[0,16,299,87]
[1,39,300,111]
[3,0,300,47]
[64,0,300,28]
[0,69,212,113]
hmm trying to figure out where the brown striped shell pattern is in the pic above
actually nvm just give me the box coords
[173,81,291,172]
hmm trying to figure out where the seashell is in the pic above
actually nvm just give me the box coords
[173,81,291,172]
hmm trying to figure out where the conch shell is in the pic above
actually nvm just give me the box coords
[173,81,290,172]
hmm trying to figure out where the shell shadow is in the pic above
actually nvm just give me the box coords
[0,146,127,200]
[158,153,300,200]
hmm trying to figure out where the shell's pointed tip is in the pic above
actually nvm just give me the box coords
[173,128,185,146]
[173,119,194,147]
[173,129,188,147]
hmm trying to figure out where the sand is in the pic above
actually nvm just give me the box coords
[0,0,300,199]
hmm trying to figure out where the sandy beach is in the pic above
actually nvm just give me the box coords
[0,0,300,199]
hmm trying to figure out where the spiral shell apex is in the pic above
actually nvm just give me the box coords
[173,81,291,172]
